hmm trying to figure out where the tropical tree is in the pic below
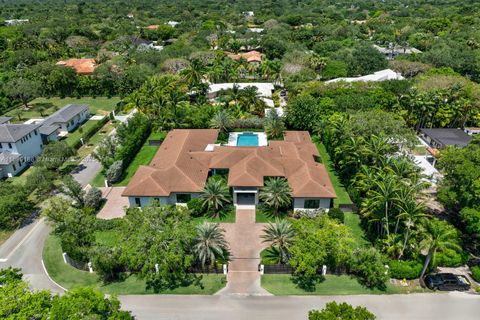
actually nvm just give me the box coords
[181,58,206,89]
[419,219,462,279]
[200,178,232,218]
[264,109,285,140]
[193,222,230,268]
[210,109,233,136]
[60,175,85,208]
[238,86,265,116]
[262,219,295,264]
[309,302,376,320]
[259,177,292,215]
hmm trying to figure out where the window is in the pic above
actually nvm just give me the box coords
[304,199,320,209]
[12,164,16,171]
[134,197,141,207]
[34,130,38,135]
[176,194,191,203]
[8,143,12,149]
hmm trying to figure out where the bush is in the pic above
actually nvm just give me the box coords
[309,302,376,320]
[350,248,388,290]
[115,115,151,168]
[187,198,205,217]
[388,259,423,279]
[231,117,264,129]
[471,266,480,283]
[68,117,109,150]
[433,249,468,268]
[327,208,344,223]
[84,187,103,209]
[106,160,123,184]
[36,141,74,171]
[91,246,125,283]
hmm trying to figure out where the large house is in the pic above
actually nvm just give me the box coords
[0,123,43,178]
[419,128,472,149]
[326,69,404,84]
[40,104,90,140]
[123,129,336,211]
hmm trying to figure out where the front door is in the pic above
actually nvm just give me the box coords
[236,193,256,205]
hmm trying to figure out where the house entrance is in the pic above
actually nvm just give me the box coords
[236,193,256,205]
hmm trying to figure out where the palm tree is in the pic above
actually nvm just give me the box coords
[259,177,292,216]
[210,109,233,135]
[193,222,230,268]
[261,219,295,264]
[419,219,462,279]
[181,59,206,89]
[264,109,285,140]
[238,86,265,116]
[200,178,232,218]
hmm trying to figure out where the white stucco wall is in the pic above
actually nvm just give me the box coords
[1,129,43,161]
[0,159,28,178]
[293,198,332,211]
[128,193,201,207]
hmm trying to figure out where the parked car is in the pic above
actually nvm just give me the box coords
[280,90,287,97]
[424,273,471,291]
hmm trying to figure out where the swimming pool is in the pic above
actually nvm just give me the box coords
[236,132,259,146]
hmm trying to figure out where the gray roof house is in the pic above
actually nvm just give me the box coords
[419,128,472,149]
[40,104,90,136]
[0,124,42,142]
[0,117,12,124]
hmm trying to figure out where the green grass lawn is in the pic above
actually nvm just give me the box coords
[193,208,236,224]
[344,212,370,248]
[95,230,121,247]
[76,121,115,159]
[256,208,288,223]
[23,97,121,118]
[43,234,226,294]
[0,230,14,246]
[315,143,352,207]
[63,120,102,147]
[261,274,425,295]
[91,131,166,187]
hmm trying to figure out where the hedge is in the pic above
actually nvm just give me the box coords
[388,259,423,280]
[114,115,151,170]
[471,265,480,283]
[68,115,109,150]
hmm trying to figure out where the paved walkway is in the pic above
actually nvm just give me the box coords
[217,208,271,296]
[71,154,102,187]
[97,187,128,219]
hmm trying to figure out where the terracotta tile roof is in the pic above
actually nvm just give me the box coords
[146,25,159,30]
[56,58,97,75]
[226,50,262,63]
[122,129,336,199]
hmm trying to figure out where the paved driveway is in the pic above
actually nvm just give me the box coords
[217,208,270,296]
[71,154,102,187]
[97,187,128,219]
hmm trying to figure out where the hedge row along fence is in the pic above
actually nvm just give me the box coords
[67,115,109,150]
[114,116,151,171]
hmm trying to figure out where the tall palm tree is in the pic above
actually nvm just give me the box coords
[238,86,265,116]
[261,219,295,264]
[193,222,230,268]
[200,178,232,218]
[419,219,462,279]
[259,177,292,216]
[264,109,285,140]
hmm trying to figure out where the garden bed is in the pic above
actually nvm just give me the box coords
[43,234,227,294]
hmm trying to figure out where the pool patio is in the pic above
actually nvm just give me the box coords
[227,132,268,147]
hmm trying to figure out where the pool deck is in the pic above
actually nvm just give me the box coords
[227,132,268,147]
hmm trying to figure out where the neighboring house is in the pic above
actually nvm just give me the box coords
[131,37,164,51]
[325,69,404,83]
[5,19,29,26]
[247,28,264,33]
[419,128,473,149]
[226,50,262,64]
[56,58,97,75]
[208,82,274,99]
[40,104,90,138]
[123,129,336,211]
[146,25,159,30]
[0,117,12,125]
[373,44,422,60]
[167,21,179,27]
[0,124,43,178]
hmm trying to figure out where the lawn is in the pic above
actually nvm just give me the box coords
[0,230,14,246]
[261,274,425,295]
[43,235,226,294]
[315,143,352,207]
[63,120,102,147]
[193,209,236,224]
[23,96,121,117]
[344,212,370,248]
[76,121,115,159]
[91,131,166,187]
[256,207,288,223]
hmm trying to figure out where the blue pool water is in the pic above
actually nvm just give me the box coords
[237,133,259,146]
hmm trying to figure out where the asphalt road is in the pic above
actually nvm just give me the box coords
[120,293,480,320]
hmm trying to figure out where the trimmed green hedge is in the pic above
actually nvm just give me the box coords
[388,259,423,280]
[471,265,480,283]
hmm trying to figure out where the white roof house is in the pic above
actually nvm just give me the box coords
[167,21,179,27]
[325,69,404,84]
[208,83,274,98]
[248,28,264,33]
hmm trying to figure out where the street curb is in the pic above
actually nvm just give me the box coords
[41,259,68,292]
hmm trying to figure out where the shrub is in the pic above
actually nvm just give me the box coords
[309,302,376,320]
[91,246,125,283]
[68,117,109,150]
[350,248,388,290]
[187,198,205,217]
[115,115,151,168]
[291,209,324,219]
[106,160,123,184]
[231,117,264,129]
[433,249,468,268]
[84,187,103,209]
[471,265,480,283]
[327,208,344,223]
[388,259,423,279]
